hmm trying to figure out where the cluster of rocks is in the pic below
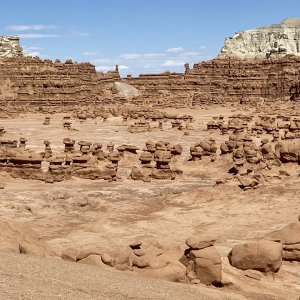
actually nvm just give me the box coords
[123,108,193,123]
[0,137,184,183]
[206,114,300,147]
[0,137,121,182]
[46,139,121,182]
[0,131,298,187]
[127,119,151,133]
[187,131,296,192]
[130,141,182,181]
[190,139,218,161]
[0,215,299,289]
[222,135,281,189]
[0,138,44,180]
[251,115,300,140]
[207,115,251,134]
[62,218,300,285]
[65,237,221,285]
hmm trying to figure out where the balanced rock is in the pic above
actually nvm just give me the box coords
[183,236,222,286]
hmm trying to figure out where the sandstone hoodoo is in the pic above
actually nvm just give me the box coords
[0,13,300,300]
[183,236,222,286]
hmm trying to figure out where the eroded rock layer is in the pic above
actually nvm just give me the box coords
[0,56,120,109]
[124,55,300,106]
[1,29,300,109]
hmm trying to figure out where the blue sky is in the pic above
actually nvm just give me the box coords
[1,0,300,76]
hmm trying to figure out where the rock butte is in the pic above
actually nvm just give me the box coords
[0,19,300,300]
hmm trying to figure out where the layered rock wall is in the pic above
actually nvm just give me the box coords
[1,55,300,110]
[0,57,120,109]
[2,18,300,110]
[124,55,300,107]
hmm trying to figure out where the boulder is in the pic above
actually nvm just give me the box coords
[266,221,300,261]
[228,240,282,272]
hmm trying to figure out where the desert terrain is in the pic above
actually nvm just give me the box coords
[1,17,300,300]
[0,104,300,299]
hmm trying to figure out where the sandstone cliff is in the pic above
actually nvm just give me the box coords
[220,18,300,58]
[0,36,23,57]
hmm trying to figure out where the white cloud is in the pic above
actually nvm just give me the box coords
[118,65,129,70]
[92,58,112,64]
[68,29,90,37]
[19,33,59,39]
[95,64,128,72]
[95,65,114,72]
[143,64,155,69]
[24,46,43,51]
[87,47,211,75]
[166,47,184,53]
[119,53,141,59]
[23,50,48,59]
[144,53,166,58]
[24,51,41,57]
[6,24,57,31]
[162,60,185,67]
[83,51,97,56]
[179,51,201,57]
